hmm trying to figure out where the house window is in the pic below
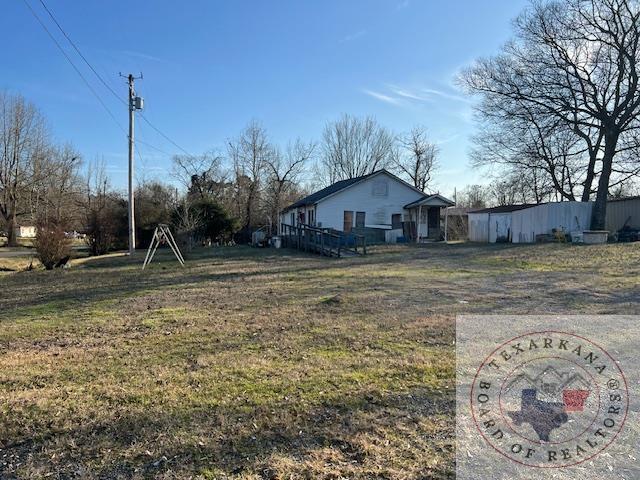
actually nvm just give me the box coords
[372,179,388,197]
[356,211,365,228]
[374,208,386,224]
[392,214,402,230]
[290,212,295,225]
[309,209,315,226]
[343,211,354,233]
[298,211,306,225]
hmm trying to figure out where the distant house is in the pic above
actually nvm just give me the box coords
[280,169,454,242]
[17,225,37,238]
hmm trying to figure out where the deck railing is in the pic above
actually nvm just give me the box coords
[280,223,366,257]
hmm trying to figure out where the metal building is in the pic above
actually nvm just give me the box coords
[467,205,534,243]
[510,202,592,243]
[606,196,640,232]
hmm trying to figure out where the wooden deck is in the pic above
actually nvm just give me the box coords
[280,224,367,257]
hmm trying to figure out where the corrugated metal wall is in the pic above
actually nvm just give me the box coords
[511,202,592,243]
[606,197,640,232]
[468,213,489,242]
[488,213,512,243]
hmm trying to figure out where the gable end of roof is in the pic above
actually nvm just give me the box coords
[281,169,426,212]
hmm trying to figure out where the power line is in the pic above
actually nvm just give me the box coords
[36,0,198,161]
[136,118,172,156]
[36,0,127,108]
[138,113,196,159]
[135,138,172,156]
[24,0,177,159]
[21,0,127,134]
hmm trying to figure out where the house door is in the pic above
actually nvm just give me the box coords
[343,211,354,232]
[428,207,440,239]
[392,214,402,230]
[428,208,440,228]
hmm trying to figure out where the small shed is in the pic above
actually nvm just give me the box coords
[468,205,534,243]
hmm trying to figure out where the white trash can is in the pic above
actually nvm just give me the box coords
[273,236,282,249]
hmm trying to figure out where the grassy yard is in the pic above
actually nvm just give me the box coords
[0,242,638,479]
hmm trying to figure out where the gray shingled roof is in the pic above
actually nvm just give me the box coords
[404,194,455,209]
[469,204,536,214]
[282,171,377,212]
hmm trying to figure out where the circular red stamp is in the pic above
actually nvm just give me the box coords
[470,331,629,468]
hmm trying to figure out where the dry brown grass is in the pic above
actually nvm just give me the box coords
[0,242,638,479]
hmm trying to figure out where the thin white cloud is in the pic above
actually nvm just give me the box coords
[121,50,166,63]
[387,85,432,102]
[362,83,473,110]
[435,133,462,145]
[340,30,366,43]
[421,87,471,103]
[362,89,402,105]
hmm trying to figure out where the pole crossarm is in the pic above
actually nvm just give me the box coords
[142,224,185,270]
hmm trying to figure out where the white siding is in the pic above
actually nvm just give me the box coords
[488,213,512,243]
[18,226,37,238]
[315,172,422,231]
[468,213,489,242]
[511,202,592,243]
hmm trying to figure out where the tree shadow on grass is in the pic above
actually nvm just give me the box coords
[1,386,454,479]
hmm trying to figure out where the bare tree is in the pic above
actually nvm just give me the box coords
[172,151,227,196]
[457,184,489,209]
[83,160,127,255]
[264,139,314,232]
[460,0,640,229]
[320,114,395,184]
[393,126,438,192]
[39,143,83,226]
[487,168,553,206]
[227,121,270,228]
[472,113,587,202]
[172,198,203,251]
[0,92,47,245]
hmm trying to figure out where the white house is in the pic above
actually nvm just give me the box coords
[280,169,454,242]
[17,225,37,238]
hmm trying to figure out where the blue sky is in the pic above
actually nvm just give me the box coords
[3,0,528,196]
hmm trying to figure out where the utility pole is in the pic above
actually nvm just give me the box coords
[121,73,143,255]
